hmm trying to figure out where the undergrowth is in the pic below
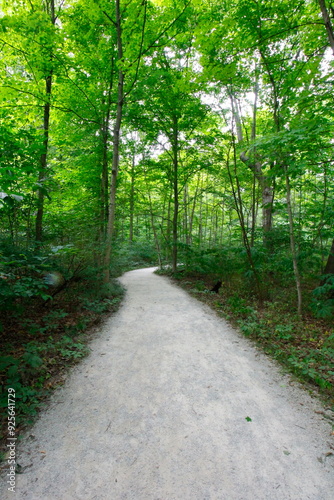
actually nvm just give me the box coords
[0,260,124,463]
[0,237,159,462]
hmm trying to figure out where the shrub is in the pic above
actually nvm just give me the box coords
[311,275,334,319]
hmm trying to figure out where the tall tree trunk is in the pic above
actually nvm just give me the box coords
[35,0,55,243]
[143,169,162,267]
[263,36,303,313]
[198,174,204,248]
[239,152,274,237]
[318,0,334,54]
[129,154,135,242]
[160,192,169,262]
[166,195,172,262]
[251,69,259,143]
[104,0,124,282]
[285,167,303,317]
[236,73,274,241]
[317,2,334,285]
[229,91,243,142]
[188,173,200,246]
[204,180,210,244]
[229,138,263,301]
[171,115,179,273]
[250,70,259,246]
[99,60,114,242]
[100,120,109,241]
[250,174,257,247]
[183,184,189,244]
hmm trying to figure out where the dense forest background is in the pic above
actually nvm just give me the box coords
[1,0,334,440]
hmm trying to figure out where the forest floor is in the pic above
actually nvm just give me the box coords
[164,270,334,410]
[0,276,124,457]
[1,267,334,499]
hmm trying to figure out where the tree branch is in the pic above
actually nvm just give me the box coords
[102,10,117,27]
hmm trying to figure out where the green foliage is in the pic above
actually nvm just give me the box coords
[239,320,261,337]
[227,294,257,319]
[0,244,51,312]
[0,350,42,424]
[311,275,334,319]
[0,240,126,446]
[82,296,122,314]
[0,331,92,436]
[58,337,90,360]
[237,314,334,395]
[109,241,158,277]
[179,245,245,278]
[1,0,334,441]
[274,324,294,341]
[286,347,334,390]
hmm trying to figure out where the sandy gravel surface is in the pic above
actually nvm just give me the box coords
[1,267,334,500]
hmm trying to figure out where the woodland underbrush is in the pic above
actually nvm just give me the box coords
[0,239,141,461]
[159,244,334,410]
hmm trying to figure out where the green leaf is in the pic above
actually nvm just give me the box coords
[22,352,43,368]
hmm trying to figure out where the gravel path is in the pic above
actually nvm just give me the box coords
[1,267,334,499]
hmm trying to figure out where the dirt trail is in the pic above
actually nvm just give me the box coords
[1,267,334,499]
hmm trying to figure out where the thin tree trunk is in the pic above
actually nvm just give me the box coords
[250,173,257,247]
[100,60,114,242]
[172,115,179,273]
[204,180,209,244]
[144,170,162,267]
[198,174,204,248]
[166,195,172,262]
[220,190,225,245]
[239,152,274,237]
[318,0,334,54]
[285,167,303,316]
[183,184,189,245]
[229,91,243,142]
[35,0,55,242]
[104,0,124,282]
[129,154,135,242]
[229,137,263,301]
[188,173,201,245]
[250,70,259,246]
[160,191,169,262]
[251,70,258,143]
[238,69,274,241]
[316,2,334,284]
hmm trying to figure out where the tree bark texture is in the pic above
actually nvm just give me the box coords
[129,154,136,242]
[239,152,274,235]
[323,238,334,276]
[285,168,303,316]
[172,115,179,273]
[318,0,334,54]
[229,139,263,301]
[104,0,124,282]
[35,0,55,242]
[99,61,114,241]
